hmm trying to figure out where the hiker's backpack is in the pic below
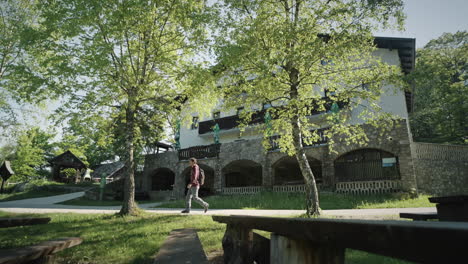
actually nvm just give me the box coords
[199,167,205,185]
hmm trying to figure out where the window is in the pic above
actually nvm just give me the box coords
[191,116,199,130]
[213,112,221,119]
[324,88,336,98]
[236,107,244,116]
[321,59,333,66]
[263,102,272,110]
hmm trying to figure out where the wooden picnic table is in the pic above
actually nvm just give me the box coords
[213,215,468,264]
[0,237,82,264]
[0,217,51,228]
[429,195,468,222]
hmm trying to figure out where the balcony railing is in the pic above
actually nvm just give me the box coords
[269,127,329,151]
[199,109,266,134]
[198,97,347,135]
[178,144,221,160]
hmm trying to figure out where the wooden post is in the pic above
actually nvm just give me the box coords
[0,179,5,194]
[222,224,254,264]
[74,169,81,184]
[270,233,344,264]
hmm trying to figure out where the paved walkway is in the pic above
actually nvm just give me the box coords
[0,192,436,218]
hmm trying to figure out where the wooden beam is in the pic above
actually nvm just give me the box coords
[271,233,344,264]
[0,237,82,264]
[212,215,468,263]
[222,224,253,264]
[0,218,51,228]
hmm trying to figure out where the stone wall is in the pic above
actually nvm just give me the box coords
[142,119,417,197]
[413,142,468,196]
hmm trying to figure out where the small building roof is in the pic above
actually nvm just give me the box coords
[91,161,125,180]
[0,161,14,180]
[49,150,87,169]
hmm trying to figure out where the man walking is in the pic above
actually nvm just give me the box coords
[181,158,209,213]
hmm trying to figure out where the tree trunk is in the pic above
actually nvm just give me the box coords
[292,116,320,217]
[119,98,138,216]
[0,179,5,194]
[287,61,320,217]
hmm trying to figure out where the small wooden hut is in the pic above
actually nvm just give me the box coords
[49,151,87,183]
[0,161,14,193]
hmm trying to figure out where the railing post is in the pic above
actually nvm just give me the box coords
[270,233,344,264]
[222,224,254,264]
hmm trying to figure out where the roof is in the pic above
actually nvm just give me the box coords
[0,161,14,179]
[155,141,173,149]
[374,36,416,75]
[91,161,125,179]
[49,150,87,169]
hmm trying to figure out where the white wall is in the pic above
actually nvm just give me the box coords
[179,48,409,148]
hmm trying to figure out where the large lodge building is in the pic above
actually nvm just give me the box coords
[136,36,468,200]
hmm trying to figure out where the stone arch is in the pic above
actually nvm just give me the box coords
[272,156,322,185]
[181,163,215,197]
[222,159,263,187]
[150,168,175,191]
[334,148,400,182]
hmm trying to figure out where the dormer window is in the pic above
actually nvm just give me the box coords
[362,83,370,90]
[191,116,199,130]
[213,112,221,119]
[324,88,336,98]
[321,59,333,66]
[263,102,272,110]
[236,107,244,116]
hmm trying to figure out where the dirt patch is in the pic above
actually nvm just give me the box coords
[206,249,224,264]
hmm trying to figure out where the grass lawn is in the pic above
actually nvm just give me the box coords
[154,191,434,210]
[0,180,98,202]
[0,211,412,264]
[58,197,161,206]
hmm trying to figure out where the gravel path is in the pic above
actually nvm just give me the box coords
[0,192,436,218]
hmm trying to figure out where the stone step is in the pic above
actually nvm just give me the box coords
[154,229,208,264]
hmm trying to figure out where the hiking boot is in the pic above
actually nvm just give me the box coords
[181,209,190,213]
[204,204,209,213]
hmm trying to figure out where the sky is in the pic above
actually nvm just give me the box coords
[376,0,468,48]
[3,0,468,146]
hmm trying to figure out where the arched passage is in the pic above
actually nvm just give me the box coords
[151,168,175,191]
[222,160,262,187]
[181,164,215,197]
[334,148,400,182]
[273,156,322,185]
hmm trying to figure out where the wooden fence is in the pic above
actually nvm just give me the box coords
[222,185,312,195]
[222,186,265,195]
[336,180,402,195]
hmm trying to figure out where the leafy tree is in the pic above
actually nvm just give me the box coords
[6,127,53,181]
[408,31,468,144]
[215,0,405,216]
[38,0,217,215]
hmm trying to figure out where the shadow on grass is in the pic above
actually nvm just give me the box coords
[154,191,433,210]
[0,189,69,202]
[0,212,223,264]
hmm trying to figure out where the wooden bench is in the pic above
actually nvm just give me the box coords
[154,229,207,264]
[0,217,51,228]
[0,237,82,264]
[213,215,468,264]
[399,212,438,221]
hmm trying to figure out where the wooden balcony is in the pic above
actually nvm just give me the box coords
[198,97,347,135]
[269,127,329,151]
[178,144,221,160]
